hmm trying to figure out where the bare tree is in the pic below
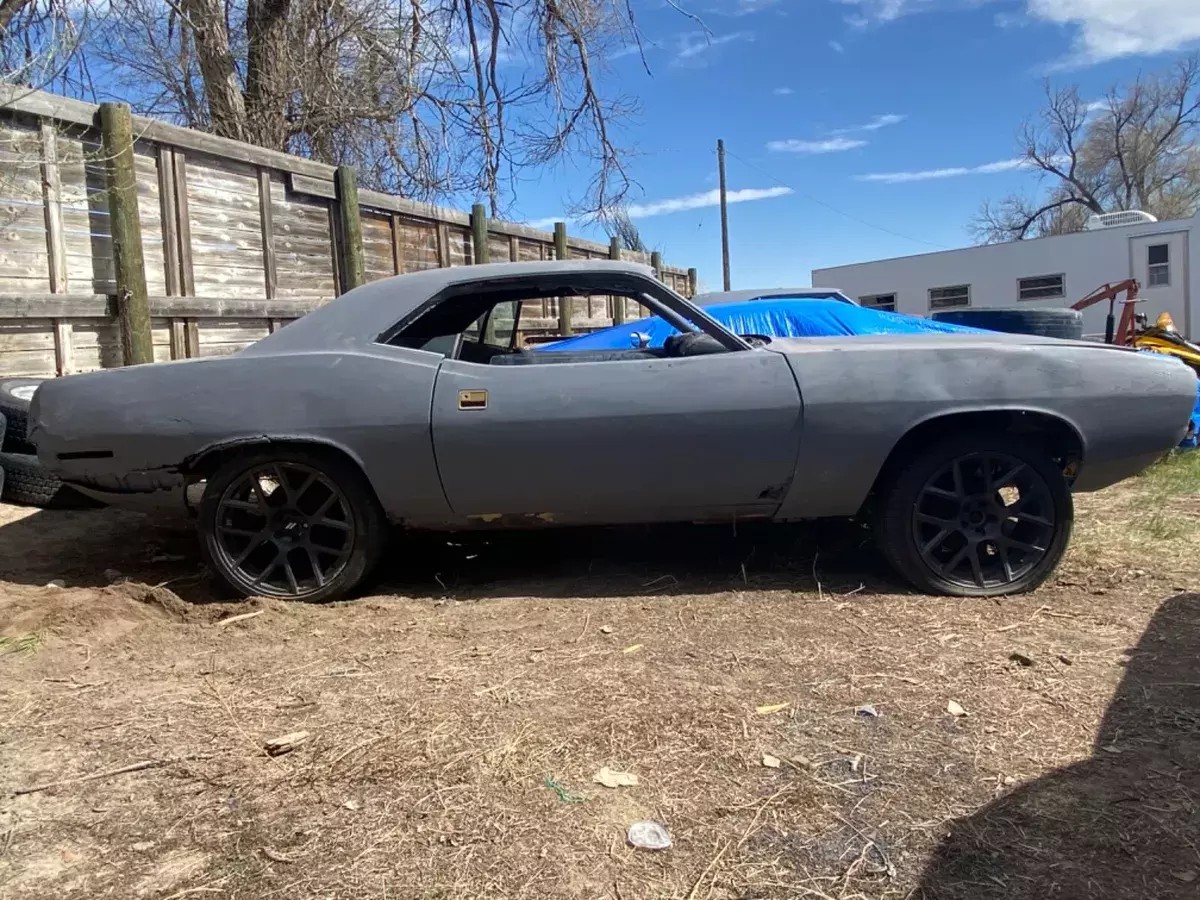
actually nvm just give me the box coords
[83,0,659,218]
[605,206,645,252]
[1,0,94,92]
[972,56,1200,243]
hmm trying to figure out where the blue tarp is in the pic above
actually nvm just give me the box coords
[1182,380,1200,450]
[538,297,986,352]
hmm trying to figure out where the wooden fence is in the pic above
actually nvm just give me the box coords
[0,86,697,378]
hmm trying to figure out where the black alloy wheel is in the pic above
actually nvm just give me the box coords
[876,435,1073,597]
[199,449,387,602]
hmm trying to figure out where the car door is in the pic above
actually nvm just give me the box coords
[430,350,803,525]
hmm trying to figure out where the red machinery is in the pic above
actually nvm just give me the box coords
[1071,279,1142,345]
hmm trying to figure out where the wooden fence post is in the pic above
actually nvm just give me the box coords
[688,267,698,298]
[554,222,572,335]
[609,236,625,325]
[651,251,663,281]
[471,203,489,264]
[335,165,365,290]
[98,102,152,366]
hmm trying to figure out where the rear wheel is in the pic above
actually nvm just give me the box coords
[198,448,388,602]
[875,434,1072,597]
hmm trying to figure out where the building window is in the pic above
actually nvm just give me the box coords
[929,285,970,310]
[1147,244,1170,287]
[860,293,896,312]
[1018,274,1065,301]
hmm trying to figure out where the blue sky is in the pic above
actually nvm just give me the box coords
[509,0,1200,291]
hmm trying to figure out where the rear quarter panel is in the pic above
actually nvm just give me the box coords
[32,347,450,523]
[773,337,1196,519]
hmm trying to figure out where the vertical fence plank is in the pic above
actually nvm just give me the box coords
[169,320,187,360]
[258,168,277,300]
[99,102,153,366]
[157,146,181,297]
[172,151,195,297]
[335,165,365,291]
[41,122,74,374]
[436,222,452,268]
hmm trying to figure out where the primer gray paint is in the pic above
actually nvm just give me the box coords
[28,262,1198,524]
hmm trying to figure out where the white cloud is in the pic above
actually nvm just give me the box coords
[773,86,795,95]
[625,186,792,218]
[732,0,782,13]
[830,113,906,135]
[768,137,869,153]
[856,157,1032,183]
[829,39,846,52]
[525,186,792,227]
[672,30,754,66]
[1026,0,1200,64]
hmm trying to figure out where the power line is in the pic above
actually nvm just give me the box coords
[720,146,951,251]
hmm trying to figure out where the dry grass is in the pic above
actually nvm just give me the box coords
[0,456,1197,899]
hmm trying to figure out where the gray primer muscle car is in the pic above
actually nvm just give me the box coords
[28,261,1198,601]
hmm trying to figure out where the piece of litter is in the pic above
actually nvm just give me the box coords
[1172,871,1197,884]
[761,754,781,769]
[593,767,639,788]
[342,799,360,811]
[627,821,672,851]
[1002,775,1016,786]
[599,625,613,635]
[263,731,309,756]
[756,702,790,715]
[544,776,584,804]
[131,841,155,852]
[856,704,879,718]
[849,753,863,773]
[622,644,643,654]
[946,700,968,717]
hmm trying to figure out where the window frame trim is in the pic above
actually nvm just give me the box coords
[1146,243,1171,288]
[1016,273,1066,302]
[928,283,971,311]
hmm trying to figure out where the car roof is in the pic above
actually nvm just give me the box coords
[696,288,856,305]
[245,260,660,353]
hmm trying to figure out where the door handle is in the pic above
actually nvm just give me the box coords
[458,389,488,410]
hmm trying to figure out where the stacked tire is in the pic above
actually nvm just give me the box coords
[0,378,99,509]
[931,308,1084,340]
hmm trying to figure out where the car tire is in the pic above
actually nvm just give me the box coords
[0,451,103,509]
[874,434,1073,597]
[0,378,45,454]
[931,308,1084,340]
[198,447,388,602]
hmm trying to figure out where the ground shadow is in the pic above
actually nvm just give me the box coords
[0,505,898,602]
[915,591,1200,899]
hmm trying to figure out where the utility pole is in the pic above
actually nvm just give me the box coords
[717,139,731,291]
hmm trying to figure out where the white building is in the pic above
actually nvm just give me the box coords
[812,209,1199,340]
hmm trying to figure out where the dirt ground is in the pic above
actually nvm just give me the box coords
[1,458,1198,900]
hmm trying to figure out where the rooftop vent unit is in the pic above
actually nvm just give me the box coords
[1083,210,1158,230]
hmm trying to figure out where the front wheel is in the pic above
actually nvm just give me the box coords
[198,448,388,602]
[875,435,1073,597]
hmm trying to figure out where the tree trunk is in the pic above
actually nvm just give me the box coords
[244,0,293,150]
[181,0,247,141]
